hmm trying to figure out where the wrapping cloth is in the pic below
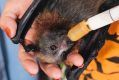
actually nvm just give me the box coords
[79,21,119,80]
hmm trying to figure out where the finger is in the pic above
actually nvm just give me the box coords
[2,0,33,18]
[0,0,33,38]
[18,0,33,18]
[40,63,62,79]
[0,1,20,38]
[18,44,39,76]
[0,11,17,38]
[66,50,84,68]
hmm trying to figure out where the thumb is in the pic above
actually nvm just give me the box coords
[0,12,17,38]
[0,0,33,38]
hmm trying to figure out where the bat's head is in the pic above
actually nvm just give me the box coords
[38,25,74,63]
[34,10,74,64]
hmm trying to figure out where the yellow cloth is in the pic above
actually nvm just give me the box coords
[79,21,119,80]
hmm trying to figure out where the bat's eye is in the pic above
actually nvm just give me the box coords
[50,45,57,51]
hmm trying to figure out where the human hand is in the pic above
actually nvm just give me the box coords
[0,0,84,79]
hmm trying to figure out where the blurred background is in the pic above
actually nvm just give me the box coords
[0,0,38,80]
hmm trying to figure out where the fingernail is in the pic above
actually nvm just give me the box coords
[74,50,79,53]
[54,79,61,80]
[23,60,39,76]
[4,27,11,38]
[30,74,36,77]
[53,75,61,79]
[78,64,84,68]
[52,72,62,80]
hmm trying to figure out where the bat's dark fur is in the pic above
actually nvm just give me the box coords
[33,0,119,64]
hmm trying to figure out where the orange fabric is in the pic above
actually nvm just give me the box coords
[79,21,119,80]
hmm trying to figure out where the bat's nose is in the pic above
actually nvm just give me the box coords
[59,38,74,54]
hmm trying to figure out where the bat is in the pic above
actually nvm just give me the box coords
[11,0,119,79]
